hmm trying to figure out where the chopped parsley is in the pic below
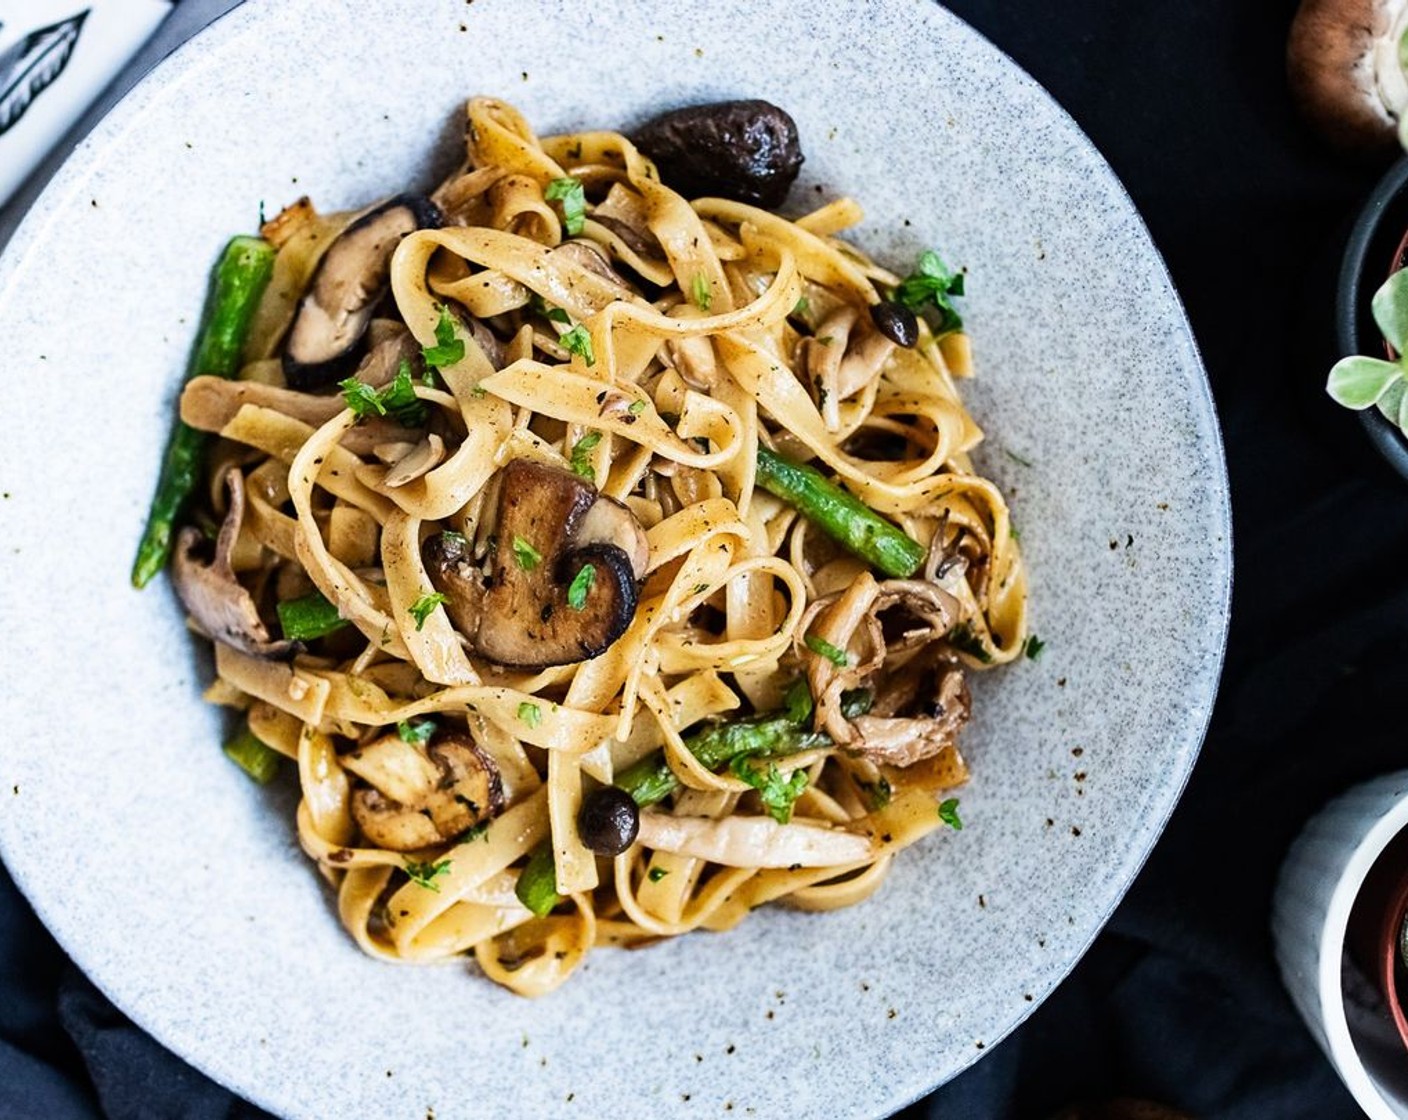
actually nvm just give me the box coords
[1024,634,1046,661]
[404,857,452,891]
[804,634,850,667]
[791,295,810,317]
[861,776,893,811]
[545,176,587,235]
[567,563,595,610]
[647,867,670,882]
[627,399,647,416]
[782,678,814,724]
[692,273,712,311]
[531,293,572,324]
[561,324,595,366]
[893,249,965,336]
[276,590,349,641]
[407,591,448,631]
[338,360,427,427]
[396,718,436,745]
[456,821,490,844]
[937,797,963,830]
[731,756,808,824]
[569,431,603,478]
[517,701,542,728]
[512,535,542,570]
[945,621,993,664]
[440,529,468,548]
[1004,447,1035,469]
[421,304,466,370]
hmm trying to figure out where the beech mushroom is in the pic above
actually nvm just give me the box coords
[422,460,648,669]
[171,468,297,659]
[344,729,504,851]
[1288,0,1408,152]
[282,193,441,388]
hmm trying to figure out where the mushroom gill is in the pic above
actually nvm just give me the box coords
[170,467,297,659]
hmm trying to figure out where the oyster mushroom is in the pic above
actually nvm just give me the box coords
[423,460,648,669]
[344,729,504,851]
[170,468,297,659]
[282,193,442,388]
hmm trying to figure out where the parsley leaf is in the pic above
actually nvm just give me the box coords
[861,776,893,811]
[276,590,349,641]
[422,304,466,369]
[512,536,542,570]
[692,273,712,311]
[408,591,448,631]
[791,295,810,318]
[1024,634,1046,661]
[517,701,542,728]
[937,797,963,830]
[404,857,451,891]
[945,622,994,664]
[893,249,965,336]
[530,293,572,324]
[455,821,490,844]
[647,867,669,882]
[804,634,850,667]
[396,718,436,744]
[731,756,809,824]
[627,399,647,416]
[338,361,427,427]
[561,324,595,366]
[545,176,587,235]
[567,563,595,610]
[570,431,602,478]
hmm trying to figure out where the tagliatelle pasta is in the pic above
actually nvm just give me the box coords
[165,97,1027,997]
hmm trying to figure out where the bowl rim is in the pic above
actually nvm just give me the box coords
[1337,154,1408,481]
[0,0,1232,1115]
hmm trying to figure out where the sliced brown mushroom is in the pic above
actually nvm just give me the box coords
[283,193,442,388]
[171,468,297,659]
[422,460,648,669]
[345,729,504,851]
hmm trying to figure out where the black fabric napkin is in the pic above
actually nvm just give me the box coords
[0,1,1400,1117]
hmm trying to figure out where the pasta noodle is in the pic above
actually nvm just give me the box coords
[169,97,1027,996]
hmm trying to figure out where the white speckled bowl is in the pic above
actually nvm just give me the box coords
[0,2,1229,1117]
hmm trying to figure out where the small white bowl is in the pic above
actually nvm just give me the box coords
[1273,770,1408,1118]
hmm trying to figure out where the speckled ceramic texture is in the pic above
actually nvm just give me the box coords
[0,2,1230,1117]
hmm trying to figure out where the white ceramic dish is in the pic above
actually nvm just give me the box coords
[0,1,1230,1117]
[1274,772,1408,1119]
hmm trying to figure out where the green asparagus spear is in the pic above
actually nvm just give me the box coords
[614,686,871,808]
[754,446,925,579]
[515,839,563,917]
[223,725,282,785]
[131,236,277,588]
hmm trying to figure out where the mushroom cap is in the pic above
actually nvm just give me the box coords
[1288,0,1408,152]
[423,460,648,670]
[282,193,441,388]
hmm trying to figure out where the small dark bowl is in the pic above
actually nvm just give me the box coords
[1339,156,1408,481]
